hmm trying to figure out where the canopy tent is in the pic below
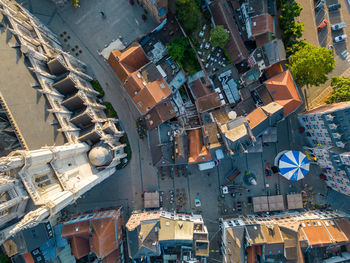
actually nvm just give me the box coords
[279,150,310,181]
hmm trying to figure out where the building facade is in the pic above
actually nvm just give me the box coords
[221,210,350,263]
[126,210,209,262]
[298,102,350,196]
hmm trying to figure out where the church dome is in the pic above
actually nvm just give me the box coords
[88,145,112,166]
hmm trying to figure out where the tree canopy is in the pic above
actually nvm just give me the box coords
[288,42,335,86]
[167,36,187,62]
[176,0,201,33]
[326,76,350,103]
[210,25,229,48]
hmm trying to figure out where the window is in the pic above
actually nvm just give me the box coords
[325,133,330,138]
[316,133,322,137]
[310,117,316,121]
[312,125,318,129]
[306,125,311,129]
[317,116,323,121]
[321,124,326,129]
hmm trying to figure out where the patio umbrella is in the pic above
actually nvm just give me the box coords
[279,150,310,181]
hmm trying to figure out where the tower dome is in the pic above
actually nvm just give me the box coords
[88,145,112,166]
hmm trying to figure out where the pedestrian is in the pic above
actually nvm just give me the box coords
[100,11,106,18]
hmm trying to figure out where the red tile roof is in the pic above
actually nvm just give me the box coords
[108,43,149,83]
[251,14,274,37]
[188,128,212,163]
[145,99,176,130]
[196,92,221,112]
[22,253,34,263]
[70,236,90,259]
[90,218,117,259]
[210,0,248,63]
[264,70,302,116]
[266,62,283,79]
[189,78,211,99]
[62,209,122,261]
[62,221,90,239]
[125,66,172,115]
[102,249,121,263]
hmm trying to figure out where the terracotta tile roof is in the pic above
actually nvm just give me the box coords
[62,209,122,261]
[254,34,270,47]
[22,253,34,263]
[102,249,120,263]
[264,70,302,116]
[108,43,149,83]
[266,62,283,79]
[90,218,117,259]
[251,14,274,37]
[335,218,350,240]
[323,220,348,243]
[61,221,90,239]
[189,78,211,99]
[196,92,221,113]
[187,128,212,163]
[300,220,332,247]
[70,236,90,259]
[245,107,268,130]
[210,0,248,63]
[145,99,176,130]
[125,64,172,115]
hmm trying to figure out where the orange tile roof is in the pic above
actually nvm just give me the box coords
[189,78,212,98]
[251,14,274,37]
[70,236,90,259]
[266,62,283,79]
[62,221,90,239]
[323,220,348,243]
[265,70,302,116]
[108,43,149,83]
[187,128,212,163]
[125,68,172,115]
[301,220,332,247]
[22,253,34,263]
[196,92,221,112]
[245,107,268,129]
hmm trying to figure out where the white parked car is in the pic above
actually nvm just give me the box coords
[331,22,346,31]
[334,34,347,42]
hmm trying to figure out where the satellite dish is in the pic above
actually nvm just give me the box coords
[228,111,237,120]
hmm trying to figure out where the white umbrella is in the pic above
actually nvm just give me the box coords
[279,150,310,181]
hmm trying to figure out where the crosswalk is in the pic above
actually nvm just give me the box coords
[341,50,350,63]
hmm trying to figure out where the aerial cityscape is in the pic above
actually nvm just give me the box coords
[0,0,349,262]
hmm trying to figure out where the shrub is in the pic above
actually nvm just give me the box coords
[91,80,105,98]
[103,102,117,118]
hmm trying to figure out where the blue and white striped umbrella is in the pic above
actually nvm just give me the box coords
[279,150,310,181]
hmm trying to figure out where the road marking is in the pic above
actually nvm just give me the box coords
[135,18,139,26]
[75,9,95,25]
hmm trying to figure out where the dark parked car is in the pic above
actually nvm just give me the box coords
[328,3,341,11]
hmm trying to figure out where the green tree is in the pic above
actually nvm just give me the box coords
[176,0,201,33]
[167,36,186,61]
[283,22,304,40]
[288,42,335,86]
[326,76,350,103]
[279,2,303,29]
[210,25,229,48]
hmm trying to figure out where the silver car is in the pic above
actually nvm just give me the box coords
[334,34,348,42]
[331,22,346,31]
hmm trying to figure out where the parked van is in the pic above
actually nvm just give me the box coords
[198,160,220,171]
[332,22,346,31]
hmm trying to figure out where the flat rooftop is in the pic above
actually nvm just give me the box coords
[0,30,66,150]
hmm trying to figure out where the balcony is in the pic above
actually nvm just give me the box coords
[329,123,338,130]
[332,133,342,139]
[326,114,335,121]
